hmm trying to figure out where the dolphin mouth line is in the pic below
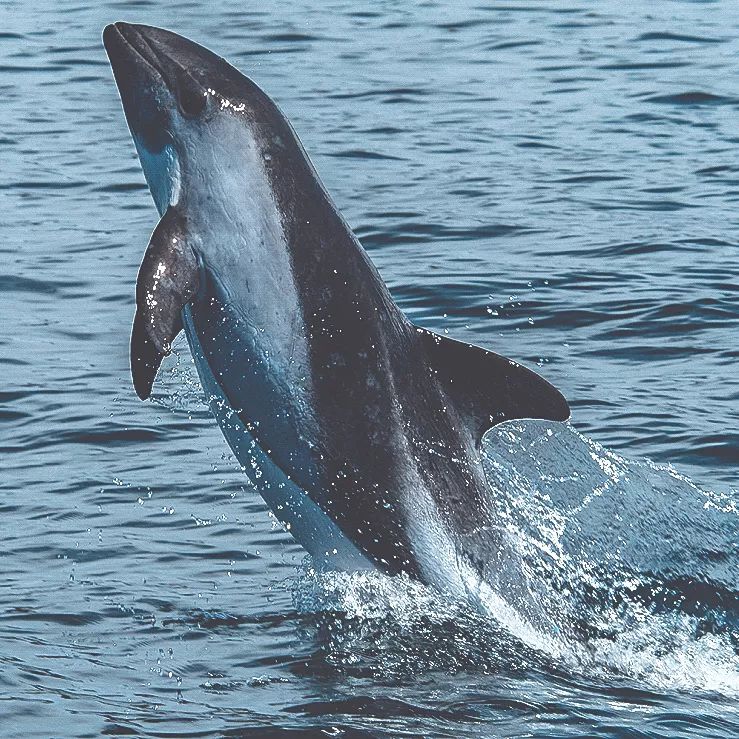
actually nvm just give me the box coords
[105,22,199,99]
[105,23,164,80]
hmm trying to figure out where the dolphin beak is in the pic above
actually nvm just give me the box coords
[103,22,175,154]
[104,22,209,126]
[103,22,171,84]
[104,22,208,80]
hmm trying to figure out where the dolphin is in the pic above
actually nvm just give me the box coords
[103,23,569,611]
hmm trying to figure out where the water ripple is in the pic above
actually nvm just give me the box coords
[2,1,738,737]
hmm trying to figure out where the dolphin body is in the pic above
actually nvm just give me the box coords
[103,23,569,612]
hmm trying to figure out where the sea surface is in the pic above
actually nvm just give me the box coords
[1,1,738,736]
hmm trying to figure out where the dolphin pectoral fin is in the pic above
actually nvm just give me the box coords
[131,206,199,400]
[416,326,570,444]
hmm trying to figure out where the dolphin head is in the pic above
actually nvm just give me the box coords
[103,22,296,217]
[104,22,327,422]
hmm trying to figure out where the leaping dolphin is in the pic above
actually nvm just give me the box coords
[103,23,569,606]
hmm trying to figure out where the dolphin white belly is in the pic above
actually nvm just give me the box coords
[182,307,374,572]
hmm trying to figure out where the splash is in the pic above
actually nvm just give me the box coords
[150,336,207,414]
[293,566,542,677]
[295,421,739,695]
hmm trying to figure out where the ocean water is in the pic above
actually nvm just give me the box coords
[1,1,738,736]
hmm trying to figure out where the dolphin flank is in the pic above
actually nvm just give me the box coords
[103,23,569,605]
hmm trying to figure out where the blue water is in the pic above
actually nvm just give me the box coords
[2,1,738,736]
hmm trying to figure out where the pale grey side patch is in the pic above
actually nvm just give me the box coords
[396,413,565,655]
[180,112,317,435]
[402,459,567,657]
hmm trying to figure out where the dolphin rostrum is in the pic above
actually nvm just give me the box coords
[103,23,569,614]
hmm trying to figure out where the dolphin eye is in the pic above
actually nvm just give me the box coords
[176,74,206,118]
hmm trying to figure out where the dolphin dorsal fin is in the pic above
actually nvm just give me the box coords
[416,326,570,445]
[131,206,200,400]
